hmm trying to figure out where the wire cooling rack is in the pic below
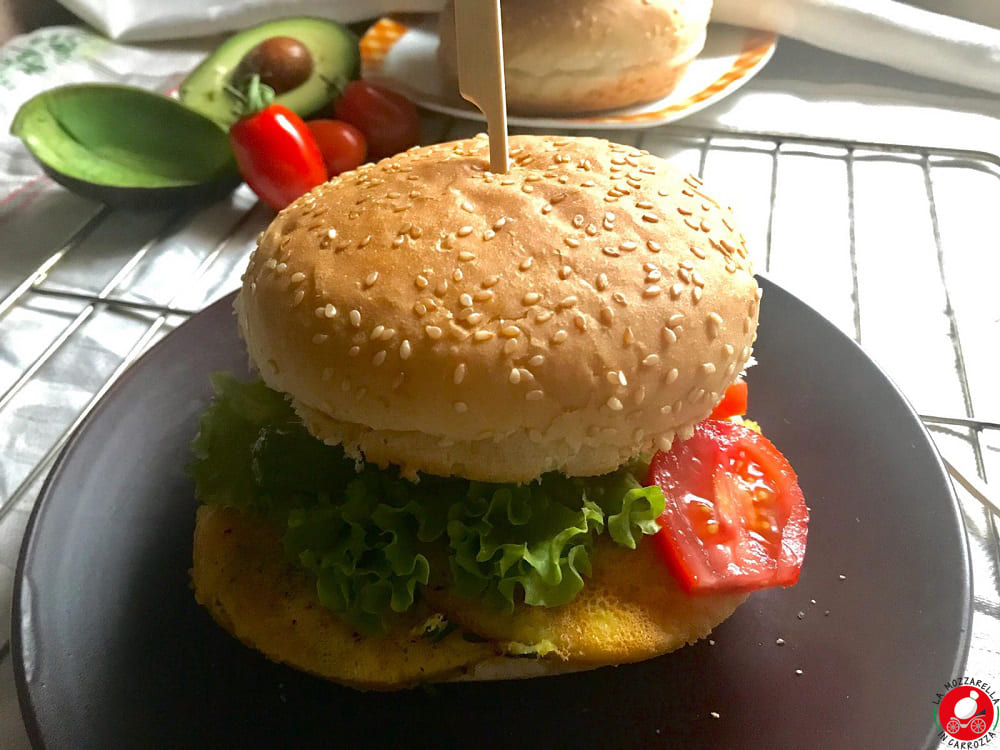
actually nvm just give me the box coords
[1,122,997,746]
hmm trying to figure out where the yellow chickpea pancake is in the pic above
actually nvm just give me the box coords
[189,134,804,690]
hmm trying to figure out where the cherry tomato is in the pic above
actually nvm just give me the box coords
[709,379,748,420]
[230,104,326,211]
[333,80,420,161]
[646,420,808,594]
[305,119,367,177]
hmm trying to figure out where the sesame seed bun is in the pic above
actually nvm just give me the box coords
[236,134,759,483]
[436,0,713,114]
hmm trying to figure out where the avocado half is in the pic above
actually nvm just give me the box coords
[179,17,360,129]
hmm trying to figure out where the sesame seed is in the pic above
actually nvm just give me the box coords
[636,200,653,209]
[425,325,443,340]
[529,354,545,367]
[667,313,685,328]
[519,257,534,271]
[574,314,587,332]
[372,350,387,366]
[620,240,638,252]
[372,325,385,339]
[693,287,703,302]
[474,330,495,342]
[665,368,679,384]
[643,285,662,298]
[414,302,428,316]
[535,310,554,323]
[522,292,541,305]
[457,225,473,237]
[603,246,621,257]
[415,275,429,289]
[564,237,580,248]
[606,397,624,411]
[454,401,468,413]
[642,354,660,367]
[453,269,463,282]
[459,293,474,307]
[585,224,598,237]
[435,281,449,296]
[461,201,474,212]
[623,327,635,346]
[558,295,579,309]
[326,228,337,239]
[596,273,609,291]
[600,306,614,325]
[324,304,337,318]
[612,292,627,306]
[315,307,326,318]
[467,312,484,324]
[312,333,328,344]
[509,368,521,384]
[349,309,362,327]
[400,339,412,359]
[646,269,662,282]
[275,262,288,273]
[483,229,496,241]
[501,325,521,338]
[707,312,723,338]
[291,272,306,283]
[572,215,585,228]
[348,346,360,357]
[504,338,519,355]
[482,275,500,289]
[458,251,476,262]
[359,235,371,247]
[670,283,684,299]
[702,363,716,375]
[473,289,493,302]
[525,390,544,401]
[551,330,568,344]
[560,265,573,279]
[292,289,305,307]
[454,363,467,384]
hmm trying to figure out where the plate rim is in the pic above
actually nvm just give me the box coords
[359,16,777,129]
[11,277,973,749]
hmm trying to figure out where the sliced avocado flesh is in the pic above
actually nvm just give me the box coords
[9,83,236,207]
[179,17,360,129]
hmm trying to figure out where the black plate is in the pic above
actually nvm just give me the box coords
[13,278,970,749]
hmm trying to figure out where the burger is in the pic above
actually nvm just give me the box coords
[436,0,714,114]
[188,133,808,690]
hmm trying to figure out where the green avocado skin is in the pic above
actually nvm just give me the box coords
[179,17,361,129]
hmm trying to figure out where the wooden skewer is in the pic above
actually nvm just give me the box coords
[454,0,509,173]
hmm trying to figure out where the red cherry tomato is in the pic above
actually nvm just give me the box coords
[709,379,748,420]
[305,120,367,177]
[646,420,808,594]
[333,80,420,161]
[229,104,326,211]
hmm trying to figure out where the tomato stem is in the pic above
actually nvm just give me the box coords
[225,74,276,121]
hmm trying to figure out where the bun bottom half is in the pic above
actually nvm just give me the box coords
[192,505,745,690]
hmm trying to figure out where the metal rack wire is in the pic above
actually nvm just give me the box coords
[1,124,998,741]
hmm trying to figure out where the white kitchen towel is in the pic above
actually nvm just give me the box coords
[53,0,1000,97]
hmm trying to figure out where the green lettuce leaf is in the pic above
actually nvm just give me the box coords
[188,374,665,633]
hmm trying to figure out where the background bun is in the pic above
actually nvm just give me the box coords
[437,0,714,114]
[237,134,759,482]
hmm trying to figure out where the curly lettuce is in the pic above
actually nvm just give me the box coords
[189,374,664,633]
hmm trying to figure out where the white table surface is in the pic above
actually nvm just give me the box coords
[0,24,997,749]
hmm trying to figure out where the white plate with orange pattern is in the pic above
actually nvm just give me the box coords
[360,16,777,129]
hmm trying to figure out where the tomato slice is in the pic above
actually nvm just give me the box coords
[709,379,748,420]
[646,420,808,594]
